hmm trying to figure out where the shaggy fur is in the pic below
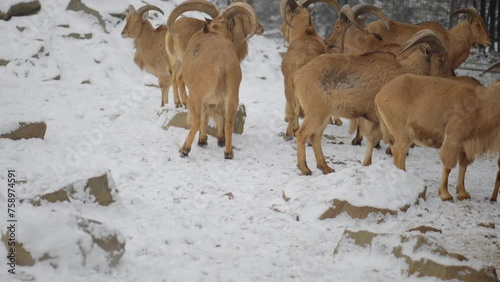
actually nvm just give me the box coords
[376,74,500,201]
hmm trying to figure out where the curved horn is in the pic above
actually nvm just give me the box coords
[302,0,341,13]
[167,0,220,36]
[450,7,480,23]
[352,4,392,30]
[281,0,299,27]
[480,61,500,76]
[401,29,445,54]
[339,5,366,31]
[223,2,258,40]
[136,5,164,16]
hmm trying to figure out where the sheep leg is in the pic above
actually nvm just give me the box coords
[351,123,363,146]
[295,118,314,176]
[437,167,453,201]
[491,156,500,202]
[285,100,300,140]
[173,81,182,108]
[178,73,188,108]
[216,114,225,148]
[438,140,461,201]
[179,102,201,157]
[311,124,334,175]
[361,121,381,166]
[455,152,471,201]
[159,75,171,107]
[224,96,238,159]
[392,140,411,171]
[197,105,209,147]
[284,79,297,139]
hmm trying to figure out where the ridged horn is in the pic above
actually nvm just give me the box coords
[480,61,500,76]
[339,5,366,31]
[167,0,220,36]
[302,0,342,13]
[223,1,258,40]
[352,4,392,30]
[450,7,480,23]
[137,5,164,17]
[281,0,299,27]
[401,29,445,54]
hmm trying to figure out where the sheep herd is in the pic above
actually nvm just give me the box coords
[121,0,500,203]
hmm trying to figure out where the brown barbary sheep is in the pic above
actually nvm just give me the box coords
[280,0,341,139]
[365,7,491,69]
[325,4,392,54]
[165,0,264,108]
[121,5,173,108]
[167,0,258,159]
[375,62,500,202]
[293,30,455,176]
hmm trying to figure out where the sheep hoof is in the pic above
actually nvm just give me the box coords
[375,142,381,149]
[490,197,497,202]
[198,140,208,148]
[298,165,312,176]
[457,192,471,201]
[438,192,453,202]
[179,147,190,157]
[333,118,343,126]
[319,166,335,174]
[283,134,294,141]
[217,139,225,148]
[175,103,183,108]
[351,138,362,146]
[386,147,393,155]
[224,151,234,159]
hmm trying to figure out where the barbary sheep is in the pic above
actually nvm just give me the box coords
[280,0,344,138]
[121,5,173,107]
[165,0,264,108]
[167,0,258,159]
[375,61,500,202]
[293,30,454,175]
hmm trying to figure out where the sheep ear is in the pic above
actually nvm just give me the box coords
[228,18,235,30]
[203,18,212,33]
[142,12,148,22]
[128,5,135,13]
[419,45,431,59]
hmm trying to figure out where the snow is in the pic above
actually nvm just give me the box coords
[0,0,29,13]
[0,0,499,281]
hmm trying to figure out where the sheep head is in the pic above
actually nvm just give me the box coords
[232,0,264,36]
[167,0,258,41]
[325,4,390,52]
[401,29,454,77]
[450,7,492,48]
[121,5,164,39]
[280,0,340,42]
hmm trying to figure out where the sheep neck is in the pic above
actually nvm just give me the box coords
[446,20,472,69]
[133,20,155,50]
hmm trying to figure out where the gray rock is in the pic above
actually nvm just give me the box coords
[29,171,118,206]
[334,229,498,282]
[320,187,427,220]
[77,218,126,267]
[164,104,247,136]
[1,216,125,268]
[0,1,41,21]
[66,0,107,33]
[0,122,47,140]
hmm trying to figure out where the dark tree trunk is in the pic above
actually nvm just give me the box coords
[488,0,497,52]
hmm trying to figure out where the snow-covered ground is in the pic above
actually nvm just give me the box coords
[0,0,499,281]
